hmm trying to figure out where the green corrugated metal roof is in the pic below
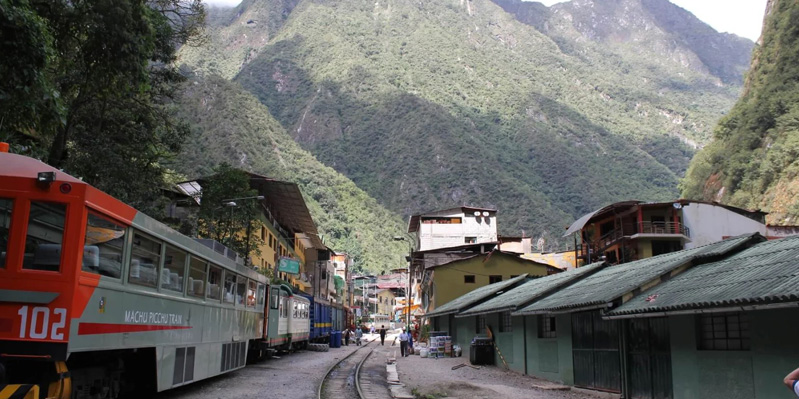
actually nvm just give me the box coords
[608,234,799,316]
[514,233,764,315]
[458,262,607,317]
[424,273,530,318]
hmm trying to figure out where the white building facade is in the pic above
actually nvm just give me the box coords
[408,207,498,251]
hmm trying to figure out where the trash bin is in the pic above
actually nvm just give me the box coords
[469,337,494,365]
[330,331,341,348]
[334,331,342,348]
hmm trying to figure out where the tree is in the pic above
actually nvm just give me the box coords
[196,164,265,263]
[0,0,205,216]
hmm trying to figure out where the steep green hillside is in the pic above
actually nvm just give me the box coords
[682,0,799,225]
[228,0,742,246]
[177,0,299,78]
[176,76,407,272]
[540,0,753,86]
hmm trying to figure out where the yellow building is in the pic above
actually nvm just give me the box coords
[422,251,558,312]
[376,289,396,316]
[522,250,583,270]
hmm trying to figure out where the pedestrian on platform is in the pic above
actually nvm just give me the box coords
[399,329,410,357]
[355,325,363,346]
[379,325,387,345]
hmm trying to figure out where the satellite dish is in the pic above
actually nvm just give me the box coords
[474,211,481,216]
[482,211,489,217]
[673,203,682,209]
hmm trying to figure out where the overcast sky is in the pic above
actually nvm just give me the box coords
[203,0,768,42]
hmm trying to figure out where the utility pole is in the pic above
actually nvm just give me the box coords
[393,236,415,329]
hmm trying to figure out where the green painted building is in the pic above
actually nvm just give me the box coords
[427,233,799,399]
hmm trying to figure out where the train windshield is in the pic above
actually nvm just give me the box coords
[0,198,10,268]
[23,201,67,272]
[83,212,126,278]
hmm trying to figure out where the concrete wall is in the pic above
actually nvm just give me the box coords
[682,203,766,248]
[669,309,799,399]
[523,314,574,385]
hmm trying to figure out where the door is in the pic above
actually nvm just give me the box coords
[627,318,672,399]
[572,311,621,392]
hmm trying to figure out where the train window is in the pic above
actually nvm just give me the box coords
[223,272,236,304]
[270,287,279,309]
[162,246,187,293]
[247,280,256,307]
[23,202,67,272]
[207,265,222,300]
[0,198,12,269]
[236,275,246,306]
[257,284,265,306]
[129,233,161,287]
[82,213,125,278]
[188,257,207,298]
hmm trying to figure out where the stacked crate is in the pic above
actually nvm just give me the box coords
[428,336,452,358]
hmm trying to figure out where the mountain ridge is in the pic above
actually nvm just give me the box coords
[178,0,752,250]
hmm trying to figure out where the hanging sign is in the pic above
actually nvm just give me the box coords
[277,257,300,274]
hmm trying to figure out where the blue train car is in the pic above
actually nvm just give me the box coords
[298,294,332,343]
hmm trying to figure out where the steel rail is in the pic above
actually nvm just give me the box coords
[317,337,375,399]
[354,344,375,399]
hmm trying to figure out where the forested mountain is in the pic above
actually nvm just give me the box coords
[177,0,754,249]
[682,0,799,225]
[176,77,408,271]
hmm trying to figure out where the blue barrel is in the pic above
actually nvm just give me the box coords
[335,331,342,348]
[330,331,338,348]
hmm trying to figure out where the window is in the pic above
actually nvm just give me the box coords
[82,212,125,278]
[0,198,13,268]
[223,272,236,303]
[188,257,207,298]
[247,280,257,307]
[489,275,502,284]
[464,237,476,244]
[23,202,67,272]
[270,287,279,309]
[499,312,513,332]
[538,315,557,338]
[162,246,187,293]
[257,283,265,306]
[464,275,475,283]
[476,314,486,334]
[260,227,266,241]
[236,275,246,306]
[129,233,161,287]
[207,265,222,300]
[698,312,750,351]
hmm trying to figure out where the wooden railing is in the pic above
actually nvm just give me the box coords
[581,221,690,258]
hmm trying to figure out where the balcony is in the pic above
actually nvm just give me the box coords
[584,221,690,257]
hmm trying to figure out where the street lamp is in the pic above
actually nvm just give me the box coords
[393,235,415,329]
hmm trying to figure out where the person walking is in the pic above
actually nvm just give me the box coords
[399,329,410,357]
[379,325,387,346]
[344,327,351,346]
[355,325,363,346]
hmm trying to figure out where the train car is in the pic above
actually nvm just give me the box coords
[262,285,309,353]
[0,147,268,398]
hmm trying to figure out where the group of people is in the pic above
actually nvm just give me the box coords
[340,324,413,356]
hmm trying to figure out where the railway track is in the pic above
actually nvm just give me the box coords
[318,338,382,399]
